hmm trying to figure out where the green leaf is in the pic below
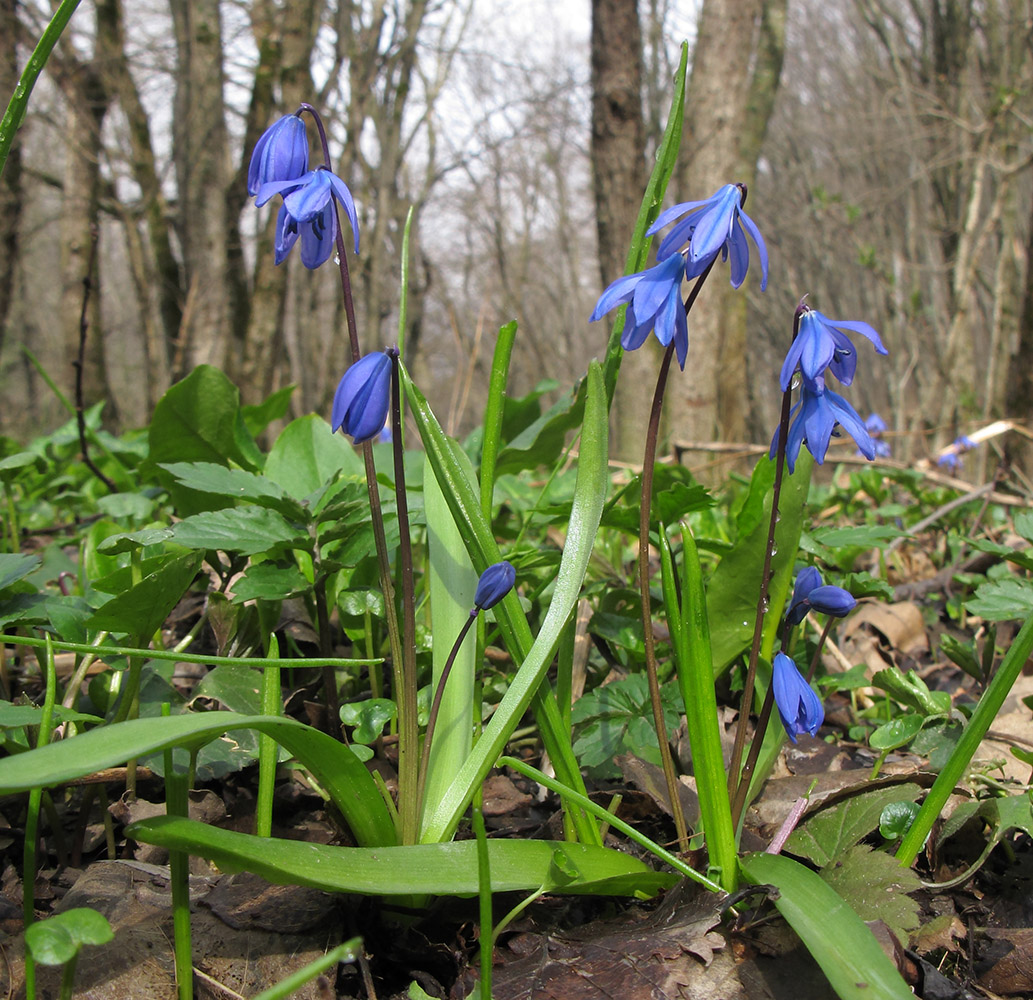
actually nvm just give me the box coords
[0,553,41,591]
[880,801,919,841]
[230,563,311,603]
[967,578,1033,621]
[820,845,922,943]
[88,551,203,638]
[96,528,175,555]
[265,415,364,499]
[25,907,113,966]
[707,453,813,675]
[241,384,295,439]
[126,816,672,897]
[0,711,395,847]
[340,698,397,745]
[785,783,924,866]
[812,525,905,548]
[159,462,307,521]
[869,714,924,751]
[190,665,263,713]
[0,703,102,729]
[871,668,951,716]
[492,388,583,477]
[172,507,308,557]
[739,852,914,1000]
[148,365,259,471]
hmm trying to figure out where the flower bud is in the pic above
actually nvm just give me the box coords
[247,115,309,197]
[772,652,824,743]
[331,352,391,444]
[473,561,516,611]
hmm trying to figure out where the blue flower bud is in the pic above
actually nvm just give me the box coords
[473,561,516,611]
[805,585,856,618]
[786,567,855,626]
[772,652,824,743]
[331,352,391,444]
[247,115,309,197]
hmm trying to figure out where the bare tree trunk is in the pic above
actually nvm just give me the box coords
[590,0,649,462]
[668,0,785,459]
[54,0,118,411]
[169,0,231,375]
[0,0,21,351]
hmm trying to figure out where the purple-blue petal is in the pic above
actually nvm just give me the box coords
[332,352,391,443]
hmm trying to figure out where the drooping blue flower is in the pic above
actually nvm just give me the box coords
[247,115,309,197]
[648,183,769,290]
[772,652,824,743]
[779,308,888,391]
[861,413,891,458]
[786,567,856,626]
[332,352,391,443]
[772,377,875,473]
[473,561,516,612]
[589,252,690,368]
[257,167,360,267]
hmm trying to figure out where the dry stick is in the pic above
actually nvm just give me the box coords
[74,225,117,493]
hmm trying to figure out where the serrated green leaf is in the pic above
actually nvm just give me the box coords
[820,845,921,942]
[126,816,673,897]
[0,553,41,591]
[159,462,307,520]
[740,852,914,1000]
[785,783,923,866]
[967,578,1033,621]
[172,507,308,557]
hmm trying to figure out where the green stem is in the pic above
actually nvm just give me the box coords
[58,954,78,1000]
[472,785,493,1000]
[499,755,723,893]
[0,0,84,179]
[256,635,281,838]
[162,703,192,1000]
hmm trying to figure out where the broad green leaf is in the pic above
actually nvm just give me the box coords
[0,553,40,591]
[967,578,1033,621]
[740,852,914,1000]
[96,527,175,555]
[25,908,113,966]
[159,462,307,520]
[879,801,920,841]
[869,714,924,751]
[812,525,905,548]
[492,388,583,477]
[265,415,364,499]
[0,711,395,847]
[0,451,46,477]
[242,384,295,439]
[172,507,308,557]
[126,816,673,897]
[820,845,921,943]
[421,450,478,814]
[190,665,263,713]
[340,698,397,745]
[88,551,203,638]
[148,365,259,471]
[707,453,812,675]
[0,703,102,728]
[230,563,311,603]
[785,783,923,867]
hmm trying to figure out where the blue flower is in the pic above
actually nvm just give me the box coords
[860,413,891,458]
[772,377,875,472]
[648,184,768,290]
[779,308,887,391]
[247,115,309,197]
[473,561,516,612]
[332,352,391,443]
[786,567,856,626]
[589,252,690,368]
[772,652,824,743]
[257,167,360,268]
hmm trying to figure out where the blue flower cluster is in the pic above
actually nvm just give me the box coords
[774,304,889,472]
[247,114,359,269]
[589,184,767,369]
[772,568,856,742]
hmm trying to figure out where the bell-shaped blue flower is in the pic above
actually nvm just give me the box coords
[786,567,856,626]
[648,183,768,290]
[779,308,887,391]
[861,413,891,459]
[473,561,516,612]
[332,352,391,443]
[772,652,824,743]
[772,377,875,473]
[589,252,689,368]
[257,167,360,267]
[247,115,309,197]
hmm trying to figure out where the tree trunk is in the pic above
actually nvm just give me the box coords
[169,0,231,375]
[668,0,786,462]
[590,0,649,462]
[0,0,21,352]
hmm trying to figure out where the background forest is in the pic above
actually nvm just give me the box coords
[2,0,1033,472]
